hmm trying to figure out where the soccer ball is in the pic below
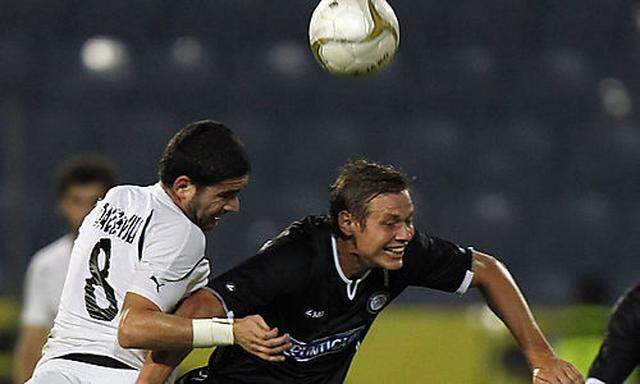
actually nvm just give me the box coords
[308,0,400,76]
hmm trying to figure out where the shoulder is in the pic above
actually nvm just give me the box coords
[144,184,201,235]
[110,183,204,246]
[97,184,153,215]
[230,216,330,279]
[614,283,640,311]
[148,209,204,251]
[627,282,640,301]
[611,283,640,327]
[101,184,143,200]
[407,231,465,255]
[28,235,73,273]
[102,184,164,207]
[258,216,329,259]
[212,217,330,301]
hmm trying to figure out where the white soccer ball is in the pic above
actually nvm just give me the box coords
[308,0,400,76]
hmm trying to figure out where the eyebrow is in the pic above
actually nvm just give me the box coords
[218,189,241,197]
[381,212,414,220]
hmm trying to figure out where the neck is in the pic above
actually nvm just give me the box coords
[160,182,187,214]
[335,236,371,279]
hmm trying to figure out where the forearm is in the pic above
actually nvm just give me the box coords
[474,255,553,364]
[13,326,48,383]
[119,289,227,350]
[136,349,192,384]
[135,289,227,383]
[119,308,193,350]
[14,347,39,384]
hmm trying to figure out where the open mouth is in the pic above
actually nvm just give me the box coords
[383,245,406,256]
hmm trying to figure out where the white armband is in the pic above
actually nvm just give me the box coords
[192,318,234,347]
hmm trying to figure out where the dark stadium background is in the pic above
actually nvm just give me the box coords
[0,0,639,382]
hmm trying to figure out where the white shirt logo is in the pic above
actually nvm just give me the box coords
[304,309,325,319]
[367,292,389,314]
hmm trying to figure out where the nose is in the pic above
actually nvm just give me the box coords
[224,196,240,213]
[396,222,414,242]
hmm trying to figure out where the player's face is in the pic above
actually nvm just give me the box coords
[58,182,109,233]
[186,175,249,231]
[352,190,415,271]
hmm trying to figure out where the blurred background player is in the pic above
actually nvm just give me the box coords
[139,159,584,384]
[13,155,119,383]
[27,120,289,384]
[586,282,640,384]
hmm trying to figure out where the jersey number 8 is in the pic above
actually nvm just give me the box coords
[84,238,119,321]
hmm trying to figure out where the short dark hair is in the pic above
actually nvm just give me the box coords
[329,159,410,237]
[158,120,251,187]
[56,155,119,198]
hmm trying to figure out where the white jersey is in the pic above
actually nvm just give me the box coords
[21,235,73,328]
[39,183,210,370]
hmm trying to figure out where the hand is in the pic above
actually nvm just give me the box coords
[531,355,585,384]
[233,315,291,362]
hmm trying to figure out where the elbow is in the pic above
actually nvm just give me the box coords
[175,288,223,319]
[117,323,136,349]
[117,309,140,349]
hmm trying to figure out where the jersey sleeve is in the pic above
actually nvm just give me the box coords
[209,242,309,318]
[587,284,640,383]
[128,220,209,313]
[21,256,55,327]
[397,232,474,294]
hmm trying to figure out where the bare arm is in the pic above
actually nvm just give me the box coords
[118,292,194,350]
[136,289,291,384]
[13,325,48,383]
[135,289,221,384]
[470,251,584,384]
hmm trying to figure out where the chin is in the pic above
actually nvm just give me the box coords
[386,260,403,270]
[380,256,403,270]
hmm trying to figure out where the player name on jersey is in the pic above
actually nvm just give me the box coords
[92,202,145,244]
[284,326,365,362]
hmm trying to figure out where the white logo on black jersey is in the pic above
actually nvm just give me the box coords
[304,309,325,319]
[367,292,389,314]
[225,282,236,292]
[284,326,365,362]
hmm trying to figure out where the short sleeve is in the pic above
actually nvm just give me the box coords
[397,232,474,294]
[587,285,640,383]
[128,221,209,313]
[209,242,309,318]
[21,258,55,326]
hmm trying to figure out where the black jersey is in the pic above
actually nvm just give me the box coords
[207,216,473,384]
[588,282,640,383]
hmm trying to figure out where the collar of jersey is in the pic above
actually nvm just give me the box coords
[331,235,370,301]
[151,182,189,216]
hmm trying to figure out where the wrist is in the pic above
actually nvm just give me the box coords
[192,318,234,347]
[523,345,555,366]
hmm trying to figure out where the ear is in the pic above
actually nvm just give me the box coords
[337,210,358,237]
[171,175,197,201]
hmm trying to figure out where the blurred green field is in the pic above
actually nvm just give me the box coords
[176,303,636,384]
[1,299,637,383]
